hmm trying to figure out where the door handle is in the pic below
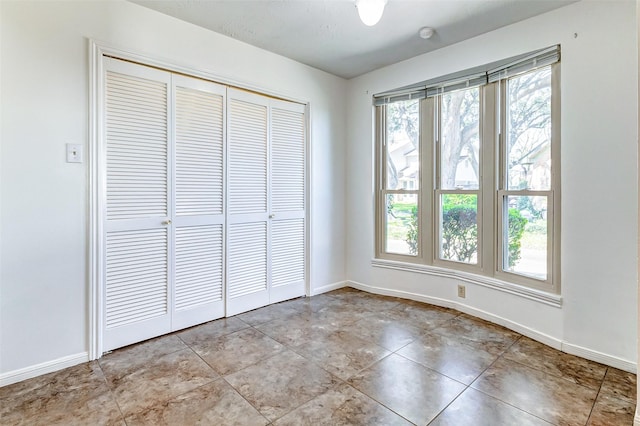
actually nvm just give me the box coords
[162,219,172,225]
[269,214,275,219]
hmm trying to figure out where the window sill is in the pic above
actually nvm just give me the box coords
[371,258,562,308]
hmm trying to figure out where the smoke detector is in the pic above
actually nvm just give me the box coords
[419,27,435,39]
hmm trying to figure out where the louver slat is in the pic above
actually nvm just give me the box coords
[272,219,305,288]
[271,108,305,213]
[175,87,224,216]
[175,225,223,310]
[228,99,267,214]
[228,223,267,299]
[105,228,168,328]
[106,71,167,220]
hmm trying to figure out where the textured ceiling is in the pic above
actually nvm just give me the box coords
[130,0,576,79]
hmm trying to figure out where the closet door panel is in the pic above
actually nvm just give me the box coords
[103,58,172,351]
[269,100,306,303]
[227,90,270,315]
[172,75,226,329]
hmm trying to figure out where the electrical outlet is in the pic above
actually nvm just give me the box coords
[457,284,466,298]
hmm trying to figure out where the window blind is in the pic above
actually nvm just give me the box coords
[373,45,560,106]
[488,45,560,83]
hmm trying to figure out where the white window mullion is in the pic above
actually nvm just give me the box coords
[481,82,497,274]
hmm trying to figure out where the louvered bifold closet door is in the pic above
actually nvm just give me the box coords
[172,75,226,330]
[226,89,270,316]
[103,58,172,351]
[269,100,306,303]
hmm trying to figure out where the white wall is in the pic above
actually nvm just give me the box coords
[0,0,346,377]
[346,0,638,368]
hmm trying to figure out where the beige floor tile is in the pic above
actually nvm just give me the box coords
[0,362,123,426]
[278,294,344,313]
[503,337,607,389]
[587,392,636,426]
[326,289,403,312]
[192,328,285,375]
[346,312,424,351]
[387,300,459,330]
[430,314,520,355]
[600,367,637,403]
[225,349,340,421]
[125,379,268,426]
[348,353,465,425]
[273,383,412,426]
[236,302,302,326]
[430,388,552,426]
[472,358,598,425]
[107,348,218,416]
[398,331,498,384]
[255,312,344,347]
[176,317,249,347]
[291,330,391,380]
[99,335,187,385]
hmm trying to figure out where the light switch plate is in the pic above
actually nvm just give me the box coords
[66,143,83,163]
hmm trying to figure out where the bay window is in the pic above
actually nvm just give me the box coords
[374,46,560,293]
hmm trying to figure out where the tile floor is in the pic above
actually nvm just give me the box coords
[1,288,636,425]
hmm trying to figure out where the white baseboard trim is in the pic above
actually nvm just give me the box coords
[562,342,636,374]
[310,280,346,296]
[634,409,640,426]
[346,280,637,372]
[0,352,89,387]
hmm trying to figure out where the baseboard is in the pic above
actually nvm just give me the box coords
[310,280,346,296]
[562,342,636,374]
[346,280,637,372]
[0,352,89,387]
[634,409,640,426]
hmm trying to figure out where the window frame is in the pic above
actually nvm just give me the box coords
[432,88,484,274]
[374,62,560,294]
[494,63,561,292]
[375,105,425,263]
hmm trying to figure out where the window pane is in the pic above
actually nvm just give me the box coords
[440,88,480,190]
[385,193,418,256]
[506,67,552,190]
[386,100,419,190]
[504,195,548,280]
[440,193,478,264]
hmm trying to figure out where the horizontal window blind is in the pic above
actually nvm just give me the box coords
[374,45,560,106]
[373,89,426,106]
[425,73,487,97]
[488,45,559,83]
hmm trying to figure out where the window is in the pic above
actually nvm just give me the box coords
[436,87,481,267]
[378,99,420,257]
[375,46,560,293]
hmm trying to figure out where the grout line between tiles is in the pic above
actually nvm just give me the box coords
[95,361,128,425]
[585,367,608,425]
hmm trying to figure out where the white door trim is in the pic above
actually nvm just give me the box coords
[88,39,311,360]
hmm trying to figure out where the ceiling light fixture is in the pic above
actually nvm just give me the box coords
[419,27,435,39]
[355,0,387,26]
